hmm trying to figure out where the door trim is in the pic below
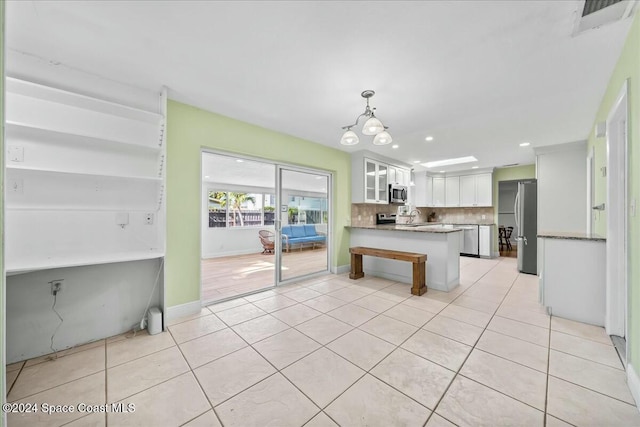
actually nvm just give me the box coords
[605,80,628,346]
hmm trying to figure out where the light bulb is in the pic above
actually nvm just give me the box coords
[340,130,359,145]
[362,117,384,135]
[373,131,393,145]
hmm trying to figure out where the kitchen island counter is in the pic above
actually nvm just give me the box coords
[346,224,461,233]
[348,226,461,291]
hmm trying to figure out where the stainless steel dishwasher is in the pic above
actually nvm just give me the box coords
[454,224,480,257]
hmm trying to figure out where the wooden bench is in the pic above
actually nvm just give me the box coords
[349,246,427,296]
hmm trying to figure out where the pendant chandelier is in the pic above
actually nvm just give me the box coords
[340,90,392,146]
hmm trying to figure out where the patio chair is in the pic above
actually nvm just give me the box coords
[258,230,275,254]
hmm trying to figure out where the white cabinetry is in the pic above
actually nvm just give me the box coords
[445,176,460,207]
[425,175,434,206]
[460,173,492,207]
[479,225,493,257]
[432,177,445,207]
[5,78,166,273]
[364,159,389,204]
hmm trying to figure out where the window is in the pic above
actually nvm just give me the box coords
[208,191,275,228]
[287,195,328,225]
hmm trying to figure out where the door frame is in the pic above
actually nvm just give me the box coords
[199,148,333,304]
[605,80,628,346]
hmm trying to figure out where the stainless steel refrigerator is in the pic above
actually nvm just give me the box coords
[514,180,537,274]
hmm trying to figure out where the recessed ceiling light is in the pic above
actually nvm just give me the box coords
[519,142,531,147]
[236,159,244,162]
[205,175,210,178]
[439,170,446,173]
[471,166,479,169]
[421,156,478,168]
[392,144,399,149]
[425,136,434,141]
[413,160,421,163]
[315,176,322,180]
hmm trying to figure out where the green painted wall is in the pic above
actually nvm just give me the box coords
[1,0,6,416]
[586,14,640,370]
[166,100,352,307]
[492,164,536,252]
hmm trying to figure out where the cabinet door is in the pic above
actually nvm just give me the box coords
[414,172,427,206]
[399,168,409,186]
[364,160,377,203]
[432,177,445,207]
[377,163,388,203]
[475,173,493,206]
[388,167,397,184]
[459,175,476,207]
[479,225,492,257]
[445,176,460,207]
[426,175,434,206]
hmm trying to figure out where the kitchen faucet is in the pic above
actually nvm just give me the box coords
[409,209,421,224]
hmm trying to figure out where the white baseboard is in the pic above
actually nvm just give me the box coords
[628,363,640,410]
[333,264,350,274]
[165,300,202,325]
[492,251,501,258]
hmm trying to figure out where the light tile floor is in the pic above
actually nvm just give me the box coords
[6,257,640,426]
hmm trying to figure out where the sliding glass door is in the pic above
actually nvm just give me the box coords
[276,166,330,283]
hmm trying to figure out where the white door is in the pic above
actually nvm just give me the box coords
[426,175,434,206]
[605,80,628,340]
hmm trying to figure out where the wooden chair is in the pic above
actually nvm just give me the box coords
[258,230,275,254]
[505,226,514,251]
[498,226,506,251]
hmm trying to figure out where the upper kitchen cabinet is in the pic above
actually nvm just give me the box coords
[351,150,412,204]
[460,173,492,207]
[445,176,460,207]
[432,177,445,207]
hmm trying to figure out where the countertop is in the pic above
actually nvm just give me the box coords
[346,224,462,233]
[537,231,606,242]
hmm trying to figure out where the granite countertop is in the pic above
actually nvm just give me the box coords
[346,224,462,233]
[537,231,606,241]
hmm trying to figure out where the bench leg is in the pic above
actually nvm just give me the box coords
[349,253,364,280]
[411,262,427,296]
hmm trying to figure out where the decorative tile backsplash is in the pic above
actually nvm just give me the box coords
[351,204,495,226]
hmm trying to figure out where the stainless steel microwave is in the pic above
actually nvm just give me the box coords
[389,184,408,204]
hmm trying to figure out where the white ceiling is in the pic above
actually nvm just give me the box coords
[6,1,634,172]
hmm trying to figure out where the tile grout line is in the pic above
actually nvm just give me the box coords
[424,257,526,426]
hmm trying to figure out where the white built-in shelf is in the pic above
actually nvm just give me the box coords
[6,251,165,275]
[5,78,166,273]
[6,164,163,182]
[6,121,163,153]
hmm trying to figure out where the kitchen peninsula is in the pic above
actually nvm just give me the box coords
[347,224,462,291]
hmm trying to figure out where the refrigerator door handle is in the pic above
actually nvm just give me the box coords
[514,190,520,231]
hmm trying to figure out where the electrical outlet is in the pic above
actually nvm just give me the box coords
[357,215,362,221]
[49,280,64,295]
[481,215,486,220]
[144,213,154,225]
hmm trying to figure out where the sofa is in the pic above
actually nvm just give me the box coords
[281,225,326,252]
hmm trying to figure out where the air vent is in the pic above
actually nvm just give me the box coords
[573,0,635,35]
[583,0,622,16]
[502,163,520,168]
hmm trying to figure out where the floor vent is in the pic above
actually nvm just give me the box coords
[573,0,636,35]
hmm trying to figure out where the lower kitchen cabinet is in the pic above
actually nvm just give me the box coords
[479,225,493,257]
